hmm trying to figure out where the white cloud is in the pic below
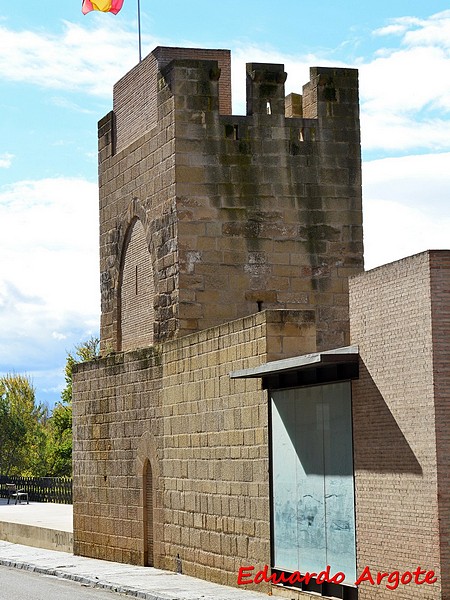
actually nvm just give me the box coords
[363,153,450,212]
[360,111,450,153]
[373,16,424,38]
[0,153,14,168]
[231,11,450,153]
[361,46,450,114]
[402,10,450,47]
[359,10,450,151]
[363,198,450,271]
[0,20,159,97]
[1,12,449,154]
[0,177,100,370]
[49,96,95,114]
[374,24,411,37]
[52,331,68,341]
[362,153,450,269]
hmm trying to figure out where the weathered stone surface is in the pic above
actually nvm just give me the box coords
[98,47,363,355]
[73,310,316,589]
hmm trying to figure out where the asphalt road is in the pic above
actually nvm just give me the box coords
[0,566,128,600]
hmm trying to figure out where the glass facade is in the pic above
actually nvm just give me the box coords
[271,382,356,584]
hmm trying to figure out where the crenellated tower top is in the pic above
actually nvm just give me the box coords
[98,47,363,355]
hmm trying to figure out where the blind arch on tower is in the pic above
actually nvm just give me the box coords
[119,218,155,351]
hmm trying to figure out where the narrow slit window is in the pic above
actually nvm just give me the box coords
[266,100,272,115]
[225,123,239,140]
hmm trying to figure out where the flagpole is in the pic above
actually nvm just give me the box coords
[137,0,142,62]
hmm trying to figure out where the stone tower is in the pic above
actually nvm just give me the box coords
[73,48,450,599]
[74,46,364,587]
[98,46,363,355]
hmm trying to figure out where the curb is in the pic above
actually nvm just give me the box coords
[0,557,174,600]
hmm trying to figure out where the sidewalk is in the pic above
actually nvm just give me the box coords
[0,500,269,600]
[0,498,72,531]
[0,498,72,552]
[0,540,269,600]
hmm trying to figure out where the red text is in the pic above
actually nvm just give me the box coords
[237,565,345,586]
[238,565,438,591]
[354,566,437,590]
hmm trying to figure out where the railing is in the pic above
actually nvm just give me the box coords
[0,476,72,504]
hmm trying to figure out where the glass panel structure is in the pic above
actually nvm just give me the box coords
[271,382,356,584]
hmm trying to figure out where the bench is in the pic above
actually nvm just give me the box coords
[6,483,29,505]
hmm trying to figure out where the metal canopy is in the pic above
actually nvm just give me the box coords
[229,345,359,389]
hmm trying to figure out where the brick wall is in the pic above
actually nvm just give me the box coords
[113,47,232,153]
[120,218,155,350]
[73,309,316,588]
[350,251,444,600]
[430,251,450,600]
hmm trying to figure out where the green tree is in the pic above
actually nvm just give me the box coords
[0,374,48,476]
[46,337,100,477]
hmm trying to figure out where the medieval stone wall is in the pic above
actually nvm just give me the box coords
[98,48,363,355]
[73,345,163,565]
[349,251,446,600]
[173,61,363,350]
[113,47,232,153]
[73,309,316,588]
[74,43,449,600]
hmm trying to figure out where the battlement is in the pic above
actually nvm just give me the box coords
[106,47,359,155]
[112,47,232,152]
[98,47,363,355]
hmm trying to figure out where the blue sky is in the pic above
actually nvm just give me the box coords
[1,1,450,408]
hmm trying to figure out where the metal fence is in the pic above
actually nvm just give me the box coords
[0,476,72,504]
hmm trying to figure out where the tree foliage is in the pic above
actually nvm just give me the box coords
[0,337,100,478]
[45,337,100,477]
[0,374,47,476]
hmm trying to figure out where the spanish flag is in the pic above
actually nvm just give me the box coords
[82,0,124,14]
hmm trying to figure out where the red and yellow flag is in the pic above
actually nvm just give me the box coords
[82,0,124,14]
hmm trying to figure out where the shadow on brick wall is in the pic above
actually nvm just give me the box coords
[352,361,422,475]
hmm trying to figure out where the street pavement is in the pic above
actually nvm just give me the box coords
[0,564,142,600]
[0,540,270,600]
